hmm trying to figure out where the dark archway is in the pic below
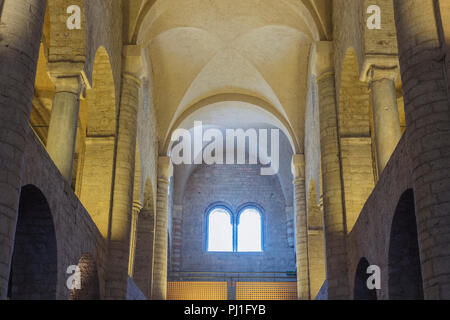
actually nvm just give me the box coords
[388,189,424,300]
[8,185,57,300]
[354,257,377,300]
[70,253,100,300]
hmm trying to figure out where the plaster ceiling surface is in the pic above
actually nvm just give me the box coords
[137,0,320,154]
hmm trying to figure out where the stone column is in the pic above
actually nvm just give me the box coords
[311,41,350,299]
[365,64,402,173]
[133,205,156,299]
[394,0,450,299]
[128,201,142,277]
[152,156,172,300]
[292,154,310,300]
[104,46,142,300]
[0,0,47,299]
[46,68,85,182]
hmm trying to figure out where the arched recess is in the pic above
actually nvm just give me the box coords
[78,46,116,239]
[70,253,100,300]
[338,47,375,233]
[307,179,326,299]
[8,185,57,300]
[133,179,156,299]
[354,257,377,300]
[388,189,424,300]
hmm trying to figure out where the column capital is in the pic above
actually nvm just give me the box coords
[123,45,144,82]
[158,156,173,182]
[47,61,87,94]
[133,200,143,213]
[360,54,400,83]
[310,41,334,80]
[291,154,305,181]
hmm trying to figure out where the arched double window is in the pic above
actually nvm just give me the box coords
[206,205,263,252]
[207,207,233,252]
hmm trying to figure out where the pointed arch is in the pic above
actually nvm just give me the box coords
[79,46,116,239]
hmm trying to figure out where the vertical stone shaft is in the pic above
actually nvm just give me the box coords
[133,207,156,299]
[104,74,140,300]
[128,201,142,277]
[317,72,350,299]
[292,154,310,300]
[0,0,47,299]
[370,72,402,173]
[46,76,83,181]
[394,0,450,299]
[152,157,171,300]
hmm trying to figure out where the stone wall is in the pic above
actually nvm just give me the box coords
[346,134,413,300]
[21,130,107,300]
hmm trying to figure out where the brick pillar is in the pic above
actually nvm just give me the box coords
[292,154,310,300]
[394,0,450,299]
[312,42,350,299]
[104,46,142,299]
[46,70,85,181]
[171,205,183,272]
[128,201,142,277]
[285,206,295,248]
[0,0,47,299]
[152,156,172,300]
[366,65,402,173]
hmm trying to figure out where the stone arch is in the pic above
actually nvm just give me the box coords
[8,185,57,300]
[70,253,100,300]
[338,47,375,233]
[79,46,116,239]
[133,179,156,299]
[353,257,377,300]
[388,189,424,300]
[307,179,326,299]
[163,93,300,155]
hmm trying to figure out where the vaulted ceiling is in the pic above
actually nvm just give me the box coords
[130,0,329,155]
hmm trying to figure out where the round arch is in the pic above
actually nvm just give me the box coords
[8,185,57,300]
[163,93,300,155]
[388,189,424,300]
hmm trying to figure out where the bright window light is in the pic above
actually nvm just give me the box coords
[237,208,262,252]
[207,208,233,252]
